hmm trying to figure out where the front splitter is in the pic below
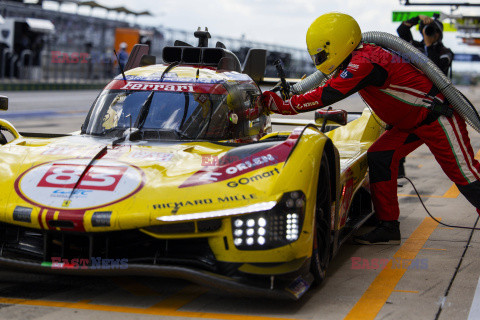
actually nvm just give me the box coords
[0,257,313,300]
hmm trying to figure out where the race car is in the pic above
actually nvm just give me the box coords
[0,29,384,300]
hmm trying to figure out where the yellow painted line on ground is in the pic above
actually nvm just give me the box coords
[148,284,208,310]
[475,148,480,160]
[0,296,301,320]
[397,183,459,199]
[421,248,447,251]
[344,217,440,320]
[442,184,460,198]
[392,290,419,294]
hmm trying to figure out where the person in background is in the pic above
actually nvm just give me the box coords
[397,14,453,76]
[117,42,128,74]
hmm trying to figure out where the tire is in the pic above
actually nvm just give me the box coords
[0,132,7,145]
[310,152,332,285]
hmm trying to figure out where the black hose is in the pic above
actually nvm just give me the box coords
[403,176,480,230]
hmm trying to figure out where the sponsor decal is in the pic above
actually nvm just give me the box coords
[286,276,311,299]
[42,145,173,163]
[12,206,32,222]
[180,139,295,188]
[114,74,226,84]
[15,159,145,210]
[107,80,228,95]
[340,69,353,79]
[347,63,360,71]
[227,168,280,188]
[153,193,257,210]
[42,145,103,157]
[120,82,195,92]
[224,154,276,175]
[127,150,174,162]
[297,100,320,110]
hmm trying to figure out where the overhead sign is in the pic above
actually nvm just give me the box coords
[392,11,440,22]
[392,11,457,31]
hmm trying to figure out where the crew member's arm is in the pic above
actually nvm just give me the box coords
[263,56,388,114]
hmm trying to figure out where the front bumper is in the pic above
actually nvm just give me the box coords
[0,222,313,300]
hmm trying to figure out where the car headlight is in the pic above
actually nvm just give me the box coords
[231,191,305,250]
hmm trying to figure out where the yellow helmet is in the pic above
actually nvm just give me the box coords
[306,12,361,75]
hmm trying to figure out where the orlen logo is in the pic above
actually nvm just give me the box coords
[15,159,145,210]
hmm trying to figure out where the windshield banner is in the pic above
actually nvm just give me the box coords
[106,80,227,95]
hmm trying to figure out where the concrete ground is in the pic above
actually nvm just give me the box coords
[0,87,478,319]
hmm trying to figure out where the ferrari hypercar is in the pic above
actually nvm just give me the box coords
[0,30,384,300]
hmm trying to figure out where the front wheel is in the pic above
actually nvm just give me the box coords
[311,152,332,285]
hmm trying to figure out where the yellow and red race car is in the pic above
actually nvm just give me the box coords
[0,30,384,300]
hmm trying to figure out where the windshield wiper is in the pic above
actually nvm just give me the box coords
[135,91,155,129]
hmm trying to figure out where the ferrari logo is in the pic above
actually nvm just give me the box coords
[62,200,71,208]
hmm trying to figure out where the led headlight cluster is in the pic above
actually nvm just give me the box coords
[231,191,305,250]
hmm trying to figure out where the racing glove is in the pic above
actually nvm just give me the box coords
[261,91,298,115]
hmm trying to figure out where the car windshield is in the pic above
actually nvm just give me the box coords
[84,89,233,140]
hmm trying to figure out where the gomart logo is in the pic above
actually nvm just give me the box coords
[15,159,144,210]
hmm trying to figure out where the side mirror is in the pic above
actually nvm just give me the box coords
[0,96,8,111]
[315,109,348,126]
[315,108,348,132]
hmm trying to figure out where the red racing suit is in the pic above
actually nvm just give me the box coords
[289,43,480,220]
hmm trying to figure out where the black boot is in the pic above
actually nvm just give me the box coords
[354,220,401,245]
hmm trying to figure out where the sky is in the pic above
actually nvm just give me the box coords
[44,0,480,72]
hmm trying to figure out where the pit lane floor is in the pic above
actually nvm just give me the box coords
[0,88,479,320]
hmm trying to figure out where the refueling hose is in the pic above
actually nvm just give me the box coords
[292,31,480,133]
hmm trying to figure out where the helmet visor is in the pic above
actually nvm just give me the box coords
[311,50,328,67]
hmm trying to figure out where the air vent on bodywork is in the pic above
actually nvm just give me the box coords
[203,48,224,65]
[162,47,182,63]
[144,222,195,234]
[197,219,222,232]
[182,47,202,64]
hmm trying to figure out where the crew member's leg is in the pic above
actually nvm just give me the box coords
[417,113,480,210]
[368,128,423,221]
[355,127,423,244]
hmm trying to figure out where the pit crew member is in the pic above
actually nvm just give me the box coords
[262,12,480,245]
